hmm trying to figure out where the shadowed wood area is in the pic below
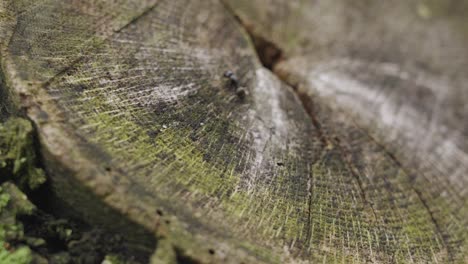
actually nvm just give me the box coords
[1,0,467,263]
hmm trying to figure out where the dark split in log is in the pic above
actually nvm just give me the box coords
[1,0,467,263]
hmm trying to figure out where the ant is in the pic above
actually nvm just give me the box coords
[224,70,247,100]
[224,70,239,87]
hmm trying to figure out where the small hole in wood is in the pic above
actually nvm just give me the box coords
[208,249,215,255]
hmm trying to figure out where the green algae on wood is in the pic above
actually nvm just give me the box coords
[1,0,468,263]
[2,0,319,262]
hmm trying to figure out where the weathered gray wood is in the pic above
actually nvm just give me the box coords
[226,0,468,263]
[1,0,467,263]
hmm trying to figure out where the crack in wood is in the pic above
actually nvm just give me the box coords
[222,5,389,258]
[221,2,465,261]
[2,1,466,262]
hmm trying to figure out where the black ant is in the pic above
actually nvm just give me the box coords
[224,70,247,100]
[224,70,239,87]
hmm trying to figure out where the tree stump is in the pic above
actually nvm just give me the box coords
[1,0,467,263]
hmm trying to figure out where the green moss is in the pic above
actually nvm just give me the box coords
[150,239,177,264]
[0,183,34,264]
[77,93,240,197]
[0,118,46,190]
[104,255,129,264]
[71,93,307,259]
[0,247,32,264]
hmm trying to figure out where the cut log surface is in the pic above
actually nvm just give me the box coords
[0,0,467,263]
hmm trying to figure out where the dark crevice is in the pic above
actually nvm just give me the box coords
[3,1,456,262]
[221,4,335,249]
[241,14,454,258]
[221,1,285,70]
[222,1,328,145]
[225,1,379,216]
[243,25,284,70]
[222,0,379,246]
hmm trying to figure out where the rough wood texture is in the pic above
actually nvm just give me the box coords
[226,0,468,263]
[1,0,467,263]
